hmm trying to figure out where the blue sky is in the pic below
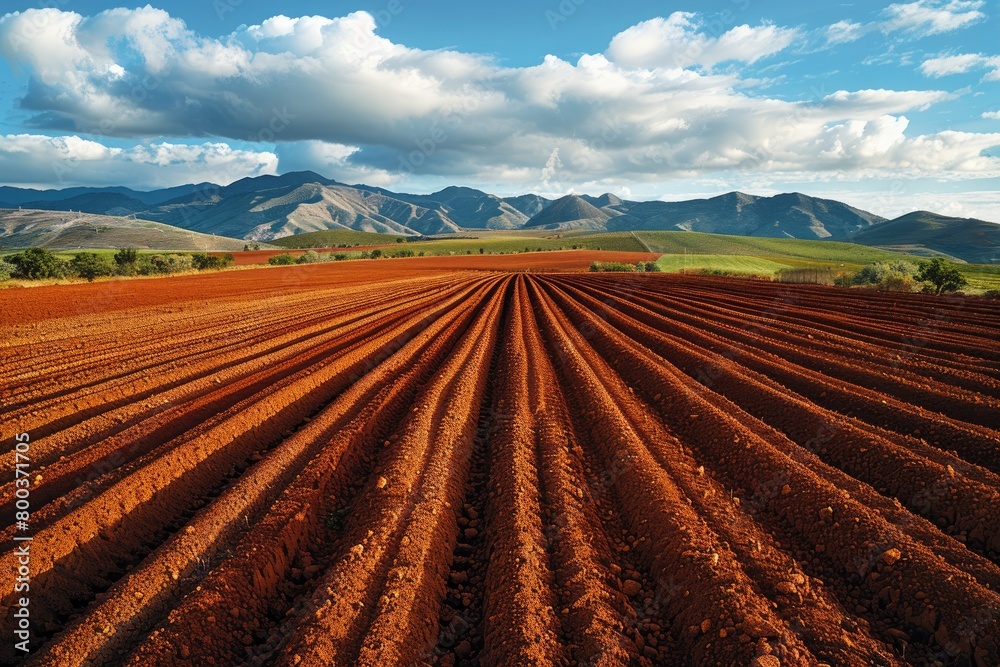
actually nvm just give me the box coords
[0,0,998,220]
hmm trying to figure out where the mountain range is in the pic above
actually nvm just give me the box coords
[1,171,997,262]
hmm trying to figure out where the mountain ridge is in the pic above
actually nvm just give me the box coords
[1,172,995,262]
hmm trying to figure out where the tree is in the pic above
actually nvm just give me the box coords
[370,249,382,259]
[114,247,139,267]
[113,247,139,275]
[8,247,67,279]
[916,257,967,295]
[70,252,114,281]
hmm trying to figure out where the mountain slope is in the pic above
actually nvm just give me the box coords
[145,181,462,240]
[378,185,530,230]
[851,211,1000,263]
[606,192,883,239]
[523,195,614,230]
[503,194,551,218]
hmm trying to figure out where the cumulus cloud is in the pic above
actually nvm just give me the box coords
[920,53,1000,80]
[881,0,985,36]
[0,134,277,188]
[606,13,800,70]
[0,7,997,189]
[984,111,1000,120]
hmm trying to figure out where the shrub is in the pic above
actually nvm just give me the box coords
[392,249,415,258]
[0,259,15,282]
[395,237,405,243]
[296,250,322,264]
[70,252,114,282]
[916,257,967,295]
[590,261,635,272]
[834,272,856,288]
[191,253,234,270]
[333,253,348,261]
[138,253,193,275]
[854,261,917,286]
[982,289,1000,300]
[114,247,139,267]
[879,272,916,292]
[268,253,296,266]
[370,249,382,259]
[7,247,67,279]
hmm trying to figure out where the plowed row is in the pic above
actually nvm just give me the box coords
[2,270,998,667]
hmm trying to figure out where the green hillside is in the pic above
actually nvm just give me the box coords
[269,229,403,248]
[655,254,794,275]
[632,230,911,268]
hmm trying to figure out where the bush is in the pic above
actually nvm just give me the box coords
[268,253,296,266]
[296,250,322,264]
[370,249,382,259]
[982,289,1000,300]
[853,261,918,290]
[333,253,348,261]
[7,247,67,279]
[392,249,415,258]
[0,259,15,282]
[834,273,856,288]
[138,253,193,275]
[879,272,917,292]
[114,247,139,267]
[70,252,115,282]
[191,253,234,270]
[113,247,140,275]
[916,257,967,295]
[589,261,635,272]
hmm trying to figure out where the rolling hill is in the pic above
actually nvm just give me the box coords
[850,211,1000,264]
[0,209,251,251]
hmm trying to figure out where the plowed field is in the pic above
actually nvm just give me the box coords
[1,268,998,667]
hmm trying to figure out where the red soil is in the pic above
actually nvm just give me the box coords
[1,271,998,667]
[0,251,655,326]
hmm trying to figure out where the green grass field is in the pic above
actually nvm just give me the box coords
[632,231,907,266]
[375,232,645,256]
[655,254,794,276]
[270,229,410,248]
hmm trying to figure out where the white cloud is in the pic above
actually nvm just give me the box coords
[825,20,867,45]
[984,111,1000,119]
[881,0,985,36]
[606,13,800,70]
[919,53,1000,80]
[920,53,990,76]
[0,7,997,191]
[272,140,398,186]
[0,134,277,188]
